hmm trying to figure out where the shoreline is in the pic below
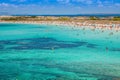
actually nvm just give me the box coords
[0,21,120,31]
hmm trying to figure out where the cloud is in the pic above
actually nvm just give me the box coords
[0,3,9,7]
[11,0,26,2]
[115,3,120,7]
[0,3,17,7]
[74,0,93,4]
[97,0,104,7]
[57,0,70,4]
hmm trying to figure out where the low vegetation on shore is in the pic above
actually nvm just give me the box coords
[0,16,120,21]
[0,16,120,25]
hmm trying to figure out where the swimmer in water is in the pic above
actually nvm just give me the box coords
[106,47,108,51]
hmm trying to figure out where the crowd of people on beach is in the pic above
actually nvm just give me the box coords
[0,21,120,31]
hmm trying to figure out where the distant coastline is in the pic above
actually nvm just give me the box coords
[1,14,120,17]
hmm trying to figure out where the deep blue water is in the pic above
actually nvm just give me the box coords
[12,14,120,17]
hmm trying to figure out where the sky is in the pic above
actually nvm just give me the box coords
[0,0,120,15]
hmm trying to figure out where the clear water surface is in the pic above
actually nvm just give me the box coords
[0,23,120,80]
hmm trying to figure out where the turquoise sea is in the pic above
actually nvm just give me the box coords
[0,23,120,80]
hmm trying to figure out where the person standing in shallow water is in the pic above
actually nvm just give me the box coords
[106,47,108,51]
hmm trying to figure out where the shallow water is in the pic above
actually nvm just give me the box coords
[0,23,120,80]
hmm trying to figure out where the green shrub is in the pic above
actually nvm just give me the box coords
[58,17,71,21]
[112,16,120,21]
[89,16,99,20]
